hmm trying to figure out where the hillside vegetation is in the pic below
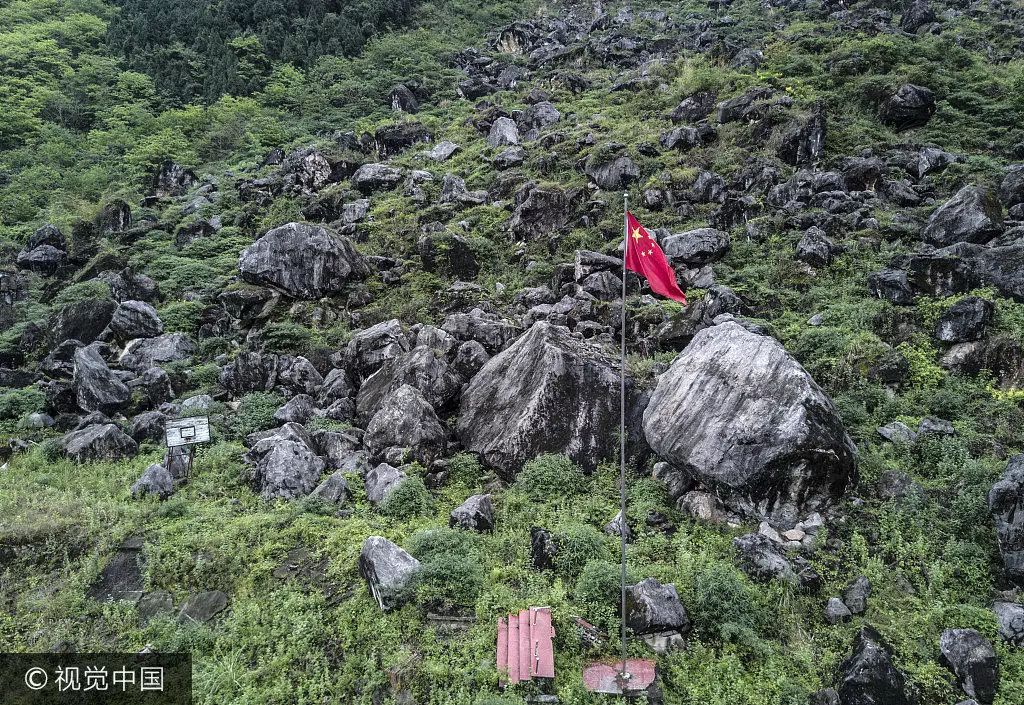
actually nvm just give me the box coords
[2,0,1024,704]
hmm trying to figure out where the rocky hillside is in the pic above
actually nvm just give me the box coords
[3,0,1024,703]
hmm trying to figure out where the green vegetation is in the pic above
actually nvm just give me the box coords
[2,0,1024,703]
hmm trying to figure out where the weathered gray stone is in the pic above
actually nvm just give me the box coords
[458,322,641,477]
[643,322,857,523]
[358,536,420,611]
[238,223,368,298]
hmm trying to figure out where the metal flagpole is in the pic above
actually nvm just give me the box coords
[619,192,629,686]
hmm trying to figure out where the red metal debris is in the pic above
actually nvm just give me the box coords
[582,659,657,694]
[497,606,556,685]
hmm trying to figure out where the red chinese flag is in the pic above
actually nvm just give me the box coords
[625,212,687,304]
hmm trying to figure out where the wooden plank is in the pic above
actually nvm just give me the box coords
[496,617,508,686]
[518,609,531,681]
[507,614,520,684]
[531,607,555,678]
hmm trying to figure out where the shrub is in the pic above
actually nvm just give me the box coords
[259,321,316,355]
[159,301,205,334]
[553,524,610,579]
[0,387,45,420]
[575,559,623,609]
[686,560,766,645]
[380,477,434,519]
[407,528,485,609]
[52,280,111,307]
[515,454,585,502]
[232,391,284,437]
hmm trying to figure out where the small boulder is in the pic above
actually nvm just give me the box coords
[879,83,936,132]
[935,296,993,343]
[250,436,326,500]
[836,627,914,705]
[993,601,1024,646]
[358,536,421,611]
[308,471,351,505]
[449,494,494,532]
[843,576,872,615]
[825,597,852,624]
[923,185,1003,246]
[626,578,690,635]
[939,628,999,704]
[365,463,407,505]
[487,117,520,147]
[130,463,175,500]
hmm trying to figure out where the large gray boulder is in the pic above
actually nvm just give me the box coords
[356,345,461,422]
[105,300,163,341]
[249,429,326,500]
[923,185,1003,246]
[119,333,195,371]
[487,117,520,147]
[364,385,447,463]
[345,319,410,381]
[352,163,404,193]
[62,424,138,463]
[939,628,999,704]
[836,627,914,705]
[643,321,857,523]
[238,223,368,299]
[457,321,641,477]
[660,228,730,266]
[625,578,690,635]
[358,536,421,610]
[73,344,130,414]
[989,454,1024,587]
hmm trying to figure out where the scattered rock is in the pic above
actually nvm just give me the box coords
[364,384,447,463]
[989,454,1024,587]
[358,536,421,611]
[130,463,175,500]
[449,494,494,532]
[939,628,999,704]
[308,471,351,505]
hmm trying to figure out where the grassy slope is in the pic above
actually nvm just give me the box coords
[2,0,1024,703]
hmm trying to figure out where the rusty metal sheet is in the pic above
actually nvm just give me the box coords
[518,609,531,681]
[507,614,520,684]
[497,617,508,686]
[582,659,657,694]
[530,607,555,678]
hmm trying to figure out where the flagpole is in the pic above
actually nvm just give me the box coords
[619,191,629,685]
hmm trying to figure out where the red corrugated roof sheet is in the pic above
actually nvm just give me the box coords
[497,606,555,685]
